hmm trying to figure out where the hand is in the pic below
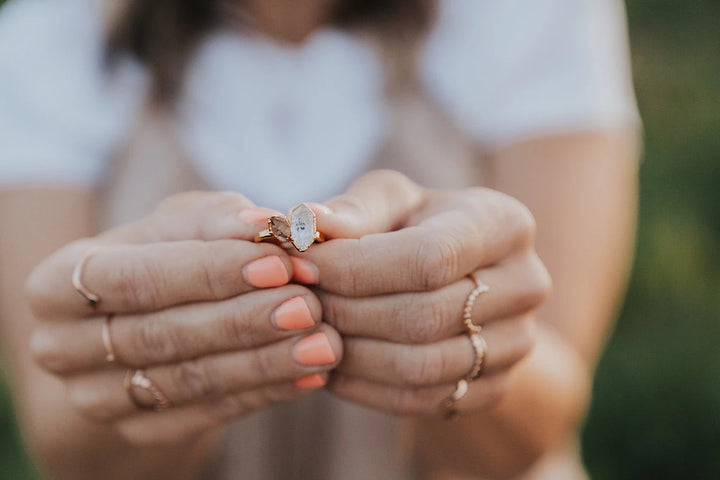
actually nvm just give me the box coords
[295,171,551,416]
[26,192,343,445]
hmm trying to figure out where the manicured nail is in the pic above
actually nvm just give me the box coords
[239,207,282,224]
[289,257,320,285]
[244,256,290,288]
[294,373,326,389]
[273,296,315,330]
[307,202,333,215]
[294,332,336,366]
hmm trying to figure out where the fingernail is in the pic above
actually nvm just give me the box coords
[294,373,326,389]
[273,296,315,330]
[307,202,333,215]
[244,256,290,288]
[239,207,283,224]
[290,257,320,285]
[294,332,336,366]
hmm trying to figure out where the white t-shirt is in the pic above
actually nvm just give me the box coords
[0,0,639,206]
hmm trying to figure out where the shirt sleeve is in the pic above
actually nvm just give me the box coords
[422,0,641,149]
[0,0,147,188]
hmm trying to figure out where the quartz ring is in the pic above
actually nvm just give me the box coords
[254,203,325,252]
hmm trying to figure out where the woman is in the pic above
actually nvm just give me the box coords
[0,0,640,479]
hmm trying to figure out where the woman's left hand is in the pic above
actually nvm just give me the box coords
[294,170,552,416]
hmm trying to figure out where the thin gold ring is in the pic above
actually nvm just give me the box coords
[72,247,101,307]
[254,203,326,252]
[102,315,117,363]
[124,370,172,412]
[442,379,469,419]
[463,275,489,333]
[465,332,488,382]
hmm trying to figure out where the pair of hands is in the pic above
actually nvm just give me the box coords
[26,170,550,446]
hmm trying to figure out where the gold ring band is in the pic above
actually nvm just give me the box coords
[124,370,172,412]
[465,332,488,382]
[102,315,117,363]
[463,275,489,333]
[72,247,102,307]
[442,379,469,419]
[254,203,326,252]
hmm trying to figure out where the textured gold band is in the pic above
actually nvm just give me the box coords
[465,332,488,382]
[463,275,490,333]
[442,379,469,419]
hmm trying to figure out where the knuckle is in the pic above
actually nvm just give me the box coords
[172,359,216,399]
[512,200,537,244]
[399,348,444,387]
[252,347,281,382]
[29,328,69,373]
[135,319,181,363]
[407,295,449,344]
[417,233,461,291]
[515,316,538,360]
[110,258,161,309]
[68,384,115,422]
[390,389,431,416]
[210,394,254,421]
[516,255,552,312]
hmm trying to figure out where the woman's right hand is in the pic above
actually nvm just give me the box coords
[25,192,343,446]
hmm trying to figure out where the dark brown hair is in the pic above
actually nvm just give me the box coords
[107,0,435,106]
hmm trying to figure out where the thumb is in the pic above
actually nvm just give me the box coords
[310,170,427,239]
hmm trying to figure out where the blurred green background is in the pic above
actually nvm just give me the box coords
[1,0,719,479]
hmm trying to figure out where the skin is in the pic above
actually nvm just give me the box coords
[0,3,639,480]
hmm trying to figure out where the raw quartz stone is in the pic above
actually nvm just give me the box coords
[269,216,291,241]
[289,203,316,251]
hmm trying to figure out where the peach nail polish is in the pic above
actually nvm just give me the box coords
[307,202,333,215]
[290,257,320,285]
[294,373,326,389]
[273,297,315,330]
[239,207,283,224]
[294,332,336,366]
[244,256,290,288]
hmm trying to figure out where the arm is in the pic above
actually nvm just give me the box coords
[416,130,640,478]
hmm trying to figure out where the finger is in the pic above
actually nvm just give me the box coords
[99,191,280,244]
[335,315,535,387]
[32,285,322,374]
[309,170,427,239]
[113,376,327,446]
[320,253,550,344]
[65,325,342,420]
[27,240,293,318]
[328,372,510,417]
[299,189,535,296]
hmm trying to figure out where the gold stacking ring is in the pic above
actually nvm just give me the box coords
[254,203,325,252]
[442,379,469,419]
[102,315,117,363]
[72,247,102,307]
[124,370,172,412]
[463,275,490,333]
[465,332,488,382]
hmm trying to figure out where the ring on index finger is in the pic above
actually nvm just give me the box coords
[254,203,325,252]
